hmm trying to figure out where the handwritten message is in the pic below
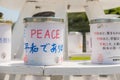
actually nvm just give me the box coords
[90,23,120,64]
[24,23,64,54]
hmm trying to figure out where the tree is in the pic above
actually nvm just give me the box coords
[0,12,3,19]
[68,12,90,32]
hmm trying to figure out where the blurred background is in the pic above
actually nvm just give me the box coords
[68,7,120,52]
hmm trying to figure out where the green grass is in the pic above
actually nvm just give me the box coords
[69,56,91,60]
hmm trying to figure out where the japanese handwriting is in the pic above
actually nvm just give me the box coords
[50,43,57,53]
[25,43,39,54]
[40,43,50,52]
[94,31,120,51]
[25,43,63,54]
[0,37,10,43]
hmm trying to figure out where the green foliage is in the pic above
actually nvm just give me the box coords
[68,12,90,32]
[0,12,3,19]
[104,7,120,15]
[68,7,120,32]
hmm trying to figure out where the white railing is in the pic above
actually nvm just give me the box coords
[0,60,120,80]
